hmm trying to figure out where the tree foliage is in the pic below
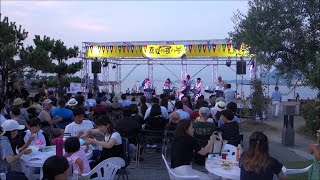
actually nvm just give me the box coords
[20,35,82,97]
[0,14,28,93]
[230,0,320,91]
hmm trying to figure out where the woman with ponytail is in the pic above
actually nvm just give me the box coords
[240,131,287,180]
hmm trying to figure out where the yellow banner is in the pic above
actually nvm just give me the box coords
[143,45,185,58]
[86,43,253,58]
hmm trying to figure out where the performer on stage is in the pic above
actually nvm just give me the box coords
[185,75,192,95]
[163,78,172,97]
[194,78,202,102]
[179,80,187,99]
[143,78,153,99]
[215,76,226,97]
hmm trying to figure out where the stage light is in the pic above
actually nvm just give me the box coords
[226,60,231,67]
[103,62,109,67]
[226,57,231,67]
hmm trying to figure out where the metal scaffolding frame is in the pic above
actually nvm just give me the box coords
[81,39,254,95]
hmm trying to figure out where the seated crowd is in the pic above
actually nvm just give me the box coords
[1,89,317,180]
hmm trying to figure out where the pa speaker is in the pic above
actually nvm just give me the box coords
[91,62,101,73]
[236,61,246,75]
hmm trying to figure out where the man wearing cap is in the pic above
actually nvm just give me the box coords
[38,99,64,137]
[51,98,74,129]
[12,97,29,122]
[0,120,32,174]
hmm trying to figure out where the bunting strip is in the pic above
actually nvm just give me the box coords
[198,45,202,52]
[212,44,216,52]
[189,45,193,53]
[227,43,231,53]
[208,44,211,52]
[203,45,206,53]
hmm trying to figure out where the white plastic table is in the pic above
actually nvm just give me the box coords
[20,146,93,180]
[205,154,287,180]
[205,154,240,180]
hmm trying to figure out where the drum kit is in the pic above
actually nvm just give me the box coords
[204,86,224,97]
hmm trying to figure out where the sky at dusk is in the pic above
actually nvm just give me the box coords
[1,1,250,83]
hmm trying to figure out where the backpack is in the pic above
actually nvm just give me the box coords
[121,136,131,168]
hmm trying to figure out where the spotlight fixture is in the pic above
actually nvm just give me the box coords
[226,57,231,67]
[226,60,232,67]
[103,62,109,67]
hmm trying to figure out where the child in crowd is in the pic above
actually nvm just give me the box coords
[24,117,48,147]
[64,137,90,178]
[219,109,240,146]
[42,155,69,180]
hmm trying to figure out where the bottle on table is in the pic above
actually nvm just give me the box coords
[54,138,64,156]
[236,144,242,161]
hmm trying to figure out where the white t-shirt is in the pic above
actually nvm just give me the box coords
[64,120,94,137]
[167,100,176,113]
[0,114,6,125]
[104,132,122,145]
[23,129,46,147]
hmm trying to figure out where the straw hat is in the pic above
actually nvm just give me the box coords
[13,98,25,106]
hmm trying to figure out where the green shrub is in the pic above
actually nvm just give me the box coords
[303,101,320,136]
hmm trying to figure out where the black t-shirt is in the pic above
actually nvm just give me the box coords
[220,121,240,146]
[171,135,202,168]
[131,114,145,126]
[240,153,283,180]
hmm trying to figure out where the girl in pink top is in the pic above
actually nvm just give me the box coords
[64,137,90,177]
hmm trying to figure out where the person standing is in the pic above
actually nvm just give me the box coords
[224,84,235,105]
[271,86,282,118]
[185,75,192,96]
[295,93,300,101]
[194,78,202,102]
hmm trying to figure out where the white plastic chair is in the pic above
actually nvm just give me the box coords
[0,173,6,180]
[285,164,312,174]
[162,155,200,180]
[222,144,237,160]
[74,157,125,180]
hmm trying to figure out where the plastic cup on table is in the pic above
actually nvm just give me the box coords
[221,152,228,160]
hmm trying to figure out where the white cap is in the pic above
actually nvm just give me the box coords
[1,120,25,133]
[43,99,53,104]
